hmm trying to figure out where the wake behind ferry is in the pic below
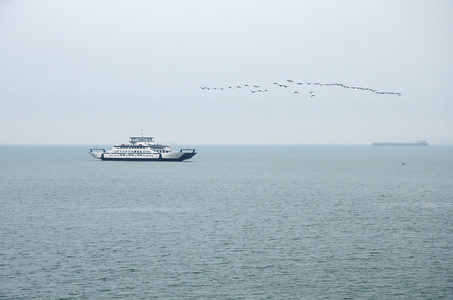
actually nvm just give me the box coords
[89,135,196,161]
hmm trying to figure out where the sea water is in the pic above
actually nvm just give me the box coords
[1,145,452,299]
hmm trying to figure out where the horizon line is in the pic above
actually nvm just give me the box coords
[0,143,450,146]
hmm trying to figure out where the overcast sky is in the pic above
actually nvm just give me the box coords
[1,0,452,145]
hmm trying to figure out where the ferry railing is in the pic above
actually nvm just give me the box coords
[180,148,196,153]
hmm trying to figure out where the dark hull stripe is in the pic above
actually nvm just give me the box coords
[101,153,196,162]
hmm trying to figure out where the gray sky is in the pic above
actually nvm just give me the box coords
[1,0,452,145]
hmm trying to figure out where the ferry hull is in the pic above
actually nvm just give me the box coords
[89,148,105,159]
[100,152,196,161]
[89,135,196,162]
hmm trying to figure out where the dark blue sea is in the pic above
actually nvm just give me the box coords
[1,145,452,299]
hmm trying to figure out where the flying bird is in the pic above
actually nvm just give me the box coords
[200,79,401,98]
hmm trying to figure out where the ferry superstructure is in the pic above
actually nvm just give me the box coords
[89,135,196,161]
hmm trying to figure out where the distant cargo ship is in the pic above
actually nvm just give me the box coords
[372,140,429,146]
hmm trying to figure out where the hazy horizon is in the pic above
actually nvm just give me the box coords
[1,142,449,146]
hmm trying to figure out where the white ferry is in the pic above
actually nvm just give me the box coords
[89,135,196,161]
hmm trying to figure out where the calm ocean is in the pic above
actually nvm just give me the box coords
[1,145,452,299]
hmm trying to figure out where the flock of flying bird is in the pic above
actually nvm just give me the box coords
[200,80,402,98]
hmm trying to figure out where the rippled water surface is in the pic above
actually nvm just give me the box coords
[1,145,452,299]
